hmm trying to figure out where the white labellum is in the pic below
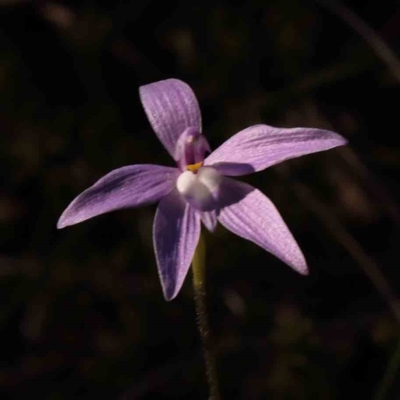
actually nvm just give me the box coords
[176,167,222,210]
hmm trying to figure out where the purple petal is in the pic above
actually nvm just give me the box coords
[205,125,347,176]
[153,190,201,300]
[217,178,308,274]
[200,210,218,232]
[139,79,202,159]
[58,165,178,229]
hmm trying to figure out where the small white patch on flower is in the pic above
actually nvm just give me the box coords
[176,167,222,210]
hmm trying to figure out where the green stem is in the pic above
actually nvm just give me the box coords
[372,337,400,400]
[192,234,221,400]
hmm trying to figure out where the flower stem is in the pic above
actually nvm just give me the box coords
[192,233,221,400]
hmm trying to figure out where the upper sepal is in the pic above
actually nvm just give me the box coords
[139,79,202,159]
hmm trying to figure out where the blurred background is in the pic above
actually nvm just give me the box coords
[1,0,400,399]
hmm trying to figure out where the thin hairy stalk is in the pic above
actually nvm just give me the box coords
[373,338,400,400]
[192,234,221,400]
[316,0,400,84]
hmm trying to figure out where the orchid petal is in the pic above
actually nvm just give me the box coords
[153,190,201,300]
[217,178,308,274]
[139,79,202,159]
[57,165,178,229]
[176,167,222,212]
[205,125,347,176]
[200,210,218,232]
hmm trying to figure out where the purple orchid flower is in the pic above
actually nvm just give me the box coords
[57,79,347,300]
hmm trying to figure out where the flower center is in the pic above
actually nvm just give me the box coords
[175,127,211,171]
[176,166,222,211]
[187,161,203,173]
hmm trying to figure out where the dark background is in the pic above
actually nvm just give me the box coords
[1,0,400,399]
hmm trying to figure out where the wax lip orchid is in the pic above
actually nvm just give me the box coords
[57,79,347,300]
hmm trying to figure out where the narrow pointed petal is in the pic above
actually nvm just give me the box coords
[200,210,218,232]
[217,178,308,274]
[153,190,201,300]
[139,79,202,158]
[57,165,178,229]
[205,125,347,176]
